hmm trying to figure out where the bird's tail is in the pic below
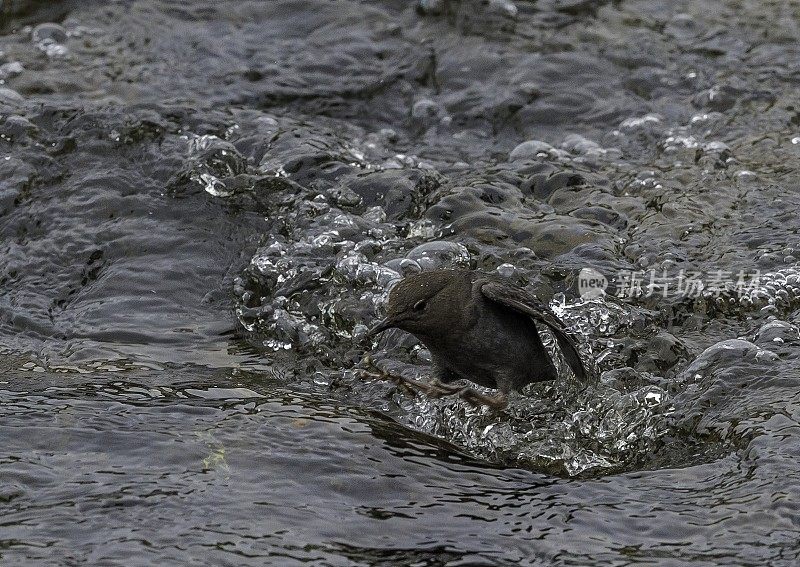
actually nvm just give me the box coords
[544,324,589,382]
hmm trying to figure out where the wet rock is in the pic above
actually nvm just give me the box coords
[672,339,789,443]
[693,84,741,112]
[0,115,37,139]
[663,13,704,41]
[572,206,628,230]
[419,0,518,35]
[256,125,362,188]
[476,182,523,206]
[682,339,778,380]
[521,170,586,201]
[636,331,688,373]
[0,61,23,80]
[517,219,605,258]
[419,0,518,18]
[426,184,523,224]
[754,320,799,346]
[377,128,398,143]
[552,242,620,268]
[411,98,445,125]
[254,115,278,130]
[345,169,440,220]
[600,367,646,390]
[0,87,24,104]
[326,184,362,208]
[552,0,606,16]
[623,68,669,99]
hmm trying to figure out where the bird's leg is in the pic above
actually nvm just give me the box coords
[358,357,457,398]
[431,365,508,410]
[358,358,507,410]
[428,364,465,396]
[455,387,508,410]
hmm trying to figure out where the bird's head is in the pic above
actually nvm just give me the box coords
[368,270,456,338]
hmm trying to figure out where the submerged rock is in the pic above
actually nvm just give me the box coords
[682,339,778,381]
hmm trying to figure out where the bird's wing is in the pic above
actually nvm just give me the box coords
[480,281,588,381]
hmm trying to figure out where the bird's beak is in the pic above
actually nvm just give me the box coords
[367,318,395,337]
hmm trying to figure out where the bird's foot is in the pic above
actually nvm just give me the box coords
[358,359,507,411]
[455,388,508,410]
[357,363,419,397]
[426,378,465,396]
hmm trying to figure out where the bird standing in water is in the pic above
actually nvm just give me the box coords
[368,269,588,408]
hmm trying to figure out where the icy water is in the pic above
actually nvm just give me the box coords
[2,0,800,565]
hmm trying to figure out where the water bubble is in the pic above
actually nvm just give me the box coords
[509,140,553,161]
[562,133,601,155]
[32,23,68,44]
[492,0,518,18]
[620,114,662,129]
[264,339,292,351]
[378,128,398,143]
[197,173,232,197]
[495,263,517,278]
[663,134,699,149]
[405,219,439,239]
[702,141,730,153]
[404,374,672,476]
[690,113,713,124]
[406,240,470,271]
[32,23,69,57]
[311,230,340,248]
[362,206,386,224]
[411,98,445,126]
[185,134,246,197]
[416,0,445,16]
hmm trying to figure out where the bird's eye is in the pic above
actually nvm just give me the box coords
[413,300,426,311]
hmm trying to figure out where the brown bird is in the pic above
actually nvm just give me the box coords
[369,269,588,407]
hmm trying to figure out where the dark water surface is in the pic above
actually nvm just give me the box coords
[2,0,800,565]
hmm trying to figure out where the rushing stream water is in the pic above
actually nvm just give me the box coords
[2,0,800,565]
